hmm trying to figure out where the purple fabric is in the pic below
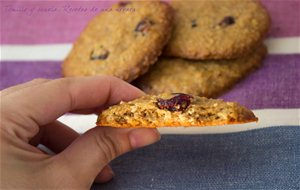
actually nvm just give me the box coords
[220,55,300,109]
[0,61,62,87]
[1,55,299,109]
[261,0,300,38]
[1,0,299,44]
[0,1,116,44]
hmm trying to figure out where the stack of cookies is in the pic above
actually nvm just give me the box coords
[63,0,270,98]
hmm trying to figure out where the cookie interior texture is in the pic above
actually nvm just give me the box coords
[163,0,270,59]
[134,45,267,98]
[62,1,173,82]
[96,93,258,128]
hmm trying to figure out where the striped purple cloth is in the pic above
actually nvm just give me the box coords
[1,0,299,44]
[1,54,299,109]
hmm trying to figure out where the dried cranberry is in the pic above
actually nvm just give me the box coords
[119,1,131,7]
[90,46,109,60]
[191,19,197,28]
[134,19,154,35]
[156,93,193,112]
[219,16,235,27]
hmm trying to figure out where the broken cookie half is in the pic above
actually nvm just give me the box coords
[96,93,257,128]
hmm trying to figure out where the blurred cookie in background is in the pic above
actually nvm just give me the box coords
[63,1,173,82]
[134,45,267,98]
